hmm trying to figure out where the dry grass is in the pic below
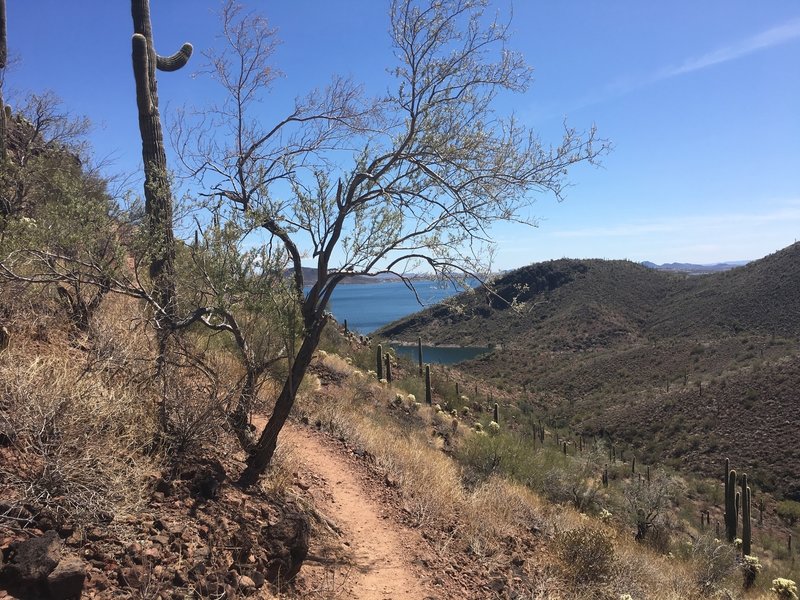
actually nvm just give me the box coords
[0,346,159,526]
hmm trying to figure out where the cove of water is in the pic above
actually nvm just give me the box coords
[391,344,489,365]
[316,279,466,334]
[308,279,489,365]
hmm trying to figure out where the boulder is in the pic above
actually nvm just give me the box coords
[0,531,86,599]
[0,530,61,593]
[47,556,86,600]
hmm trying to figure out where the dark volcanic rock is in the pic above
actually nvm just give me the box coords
[260,512,310,585]
[0,530,86,599]
[0,530,61,593]
[47,556,86,600]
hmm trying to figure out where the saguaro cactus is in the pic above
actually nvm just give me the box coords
[493,402,499,424]
[384,352,392,383]
[725,462,738,543]
[0,0,6,160]
[131,0,192,325]
[425,364,432,405]
[376,344,384,379]
[741,473,752,555]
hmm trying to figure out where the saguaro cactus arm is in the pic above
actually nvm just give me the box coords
[131,34,153,115]
[156,43,193,71]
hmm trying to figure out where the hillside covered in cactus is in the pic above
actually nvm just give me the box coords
[376,242,800,498]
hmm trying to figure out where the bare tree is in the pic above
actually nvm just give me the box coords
[182,208,299,449]
[176,0,609,486]
[622,469,680,542]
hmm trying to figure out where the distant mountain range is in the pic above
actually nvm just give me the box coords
[288,267,409,285]
[641,260,749,274]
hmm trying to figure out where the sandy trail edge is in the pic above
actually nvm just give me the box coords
[275,421,433,599]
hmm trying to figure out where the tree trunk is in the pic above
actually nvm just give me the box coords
[229,367,260,452]
[238,321,324,487]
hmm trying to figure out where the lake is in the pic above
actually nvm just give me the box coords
[391,344,489,364]
[319,279,465,334]
[310,279,490,365]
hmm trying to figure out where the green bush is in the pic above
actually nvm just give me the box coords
[777,500,800,526]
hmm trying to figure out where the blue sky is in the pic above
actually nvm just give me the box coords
[5,1,799,270]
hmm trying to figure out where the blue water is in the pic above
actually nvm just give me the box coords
[392,344,489,364]
[306,279,490,364]
[320,279,468,334]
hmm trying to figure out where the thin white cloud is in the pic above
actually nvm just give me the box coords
[534,17,800,118]
[552,204,800,239]
[656,17,800,80]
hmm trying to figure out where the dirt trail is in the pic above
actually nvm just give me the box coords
[280,423,433,599]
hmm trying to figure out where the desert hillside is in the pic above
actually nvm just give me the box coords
[377,243,800,497]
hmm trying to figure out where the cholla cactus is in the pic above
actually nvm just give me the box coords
[487,421,500,435]
[600,508,613,523]
[450,409,458,418]
[771,578,799,600]
[318,350,328,358]
[379,378,388,385]
[434,403,442,413]
[742,555,762,589]
[474,422,484,432]
[460,395,469,402]
[406,393,416,403]
[461,406,471,416]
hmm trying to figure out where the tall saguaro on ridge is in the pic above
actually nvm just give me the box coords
[0,0,7,160]
[130,0,192,332]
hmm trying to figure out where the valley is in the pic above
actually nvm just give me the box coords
[376,243,800,498]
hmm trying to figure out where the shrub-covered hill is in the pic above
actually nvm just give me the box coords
[376,243,800,496]
[379,242,800,347]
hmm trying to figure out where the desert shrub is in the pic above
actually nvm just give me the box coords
[555,525,615,583]
[462,476,543,556]
[457,430,534,482]
[689,533,736,594]
[621,469,681,545]
[542,447,605,512]
[0,351,158,525]
[777,500,800,526]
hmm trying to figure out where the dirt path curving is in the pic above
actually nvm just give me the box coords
[279,423,434,599]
